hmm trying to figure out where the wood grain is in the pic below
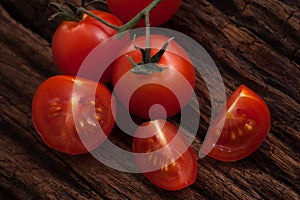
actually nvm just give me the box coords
[0,0,299,199]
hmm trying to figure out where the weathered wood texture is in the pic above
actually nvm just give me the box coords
[0,0,299,199]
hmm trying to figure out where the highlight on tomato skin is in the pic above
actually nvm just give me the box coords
[31,75,116,155]
[202,85,271,162]
[132,119,198,191]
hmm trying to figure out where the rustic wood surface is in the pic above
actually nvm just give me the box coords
[0,0,299,199]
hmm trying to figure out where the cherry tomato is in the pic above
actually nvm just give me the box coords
[106,0,182,27]
[52,10,123,83]
[133,119,198,190]
[202,85,271,161]
[32,75,116,154]
[112,34,195,119]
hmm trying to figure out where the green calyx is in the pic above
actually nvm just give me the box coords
[128,36,175,75]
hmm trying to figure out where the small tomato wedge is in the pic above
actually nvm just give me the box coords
[32,75,116,154]
[202,85,271,161]
[133,119,198,190]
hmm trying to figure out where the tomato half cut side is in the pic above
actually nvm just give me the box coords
[133,119,198,190]
[32,75,116,154]
[203,85,271,162]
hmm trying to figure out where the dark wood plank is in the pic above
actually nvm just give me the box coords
[0,0,299,199]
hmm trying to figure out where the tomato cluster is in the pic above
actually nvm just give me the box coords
[32,0,271,191]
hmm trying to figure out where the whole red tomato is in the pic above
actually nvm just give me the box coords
[106,0,182,27]
[112,34,195,119]
[52,10,123,83]
[133,119,198,190]
[201,85,271,161]
[32,75,116,154]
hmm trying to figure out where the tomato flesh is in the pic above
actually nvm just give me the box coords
[202,85,271,161]
[133,119,198,190]
[32,75,116,154]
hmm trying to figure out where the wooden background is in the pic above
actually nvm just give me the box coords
[0,0,299,199]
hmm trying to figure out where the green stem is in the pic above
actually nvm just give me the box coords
[48,2,82,22]
[144,11,151,63]
[78,0,163,33]
[85,0,107,8]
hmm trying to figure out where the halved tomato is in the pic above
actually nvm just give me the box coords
[133,119,198,190]
[202,85,271,161]
[32,75,116,154]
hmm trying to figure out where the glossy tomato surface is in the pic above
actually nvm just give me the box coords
[112,34,195,119]
[133,119,198,190]
[202,85,271,161]
[107,0,182,27]
[32,75,116,154]
[52,10,123,83]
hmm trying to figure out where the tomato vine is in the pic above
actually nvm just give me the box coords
[49,0,163,33]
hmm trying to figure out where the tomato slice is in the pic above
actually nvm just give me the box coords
[202,85,271,161]
[133,120,198,190]
[32,75,116,154]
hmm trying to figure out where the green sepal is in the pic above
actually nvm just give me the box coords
[126,35,174,75]
[131,63,168,75]
[151,37,174,63]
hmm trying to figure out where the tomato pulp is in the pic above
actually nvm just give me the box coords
[32,75,116,154]
[133,119,198,190]
[202,85,271,161]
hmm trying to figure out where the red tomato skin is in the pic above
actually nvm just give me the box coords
[112,35,195,119]
[133,119,198,190]
[32,75,116,154]
[51,10,123,83]
[203,85,271,162]
[107,0,182,27]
